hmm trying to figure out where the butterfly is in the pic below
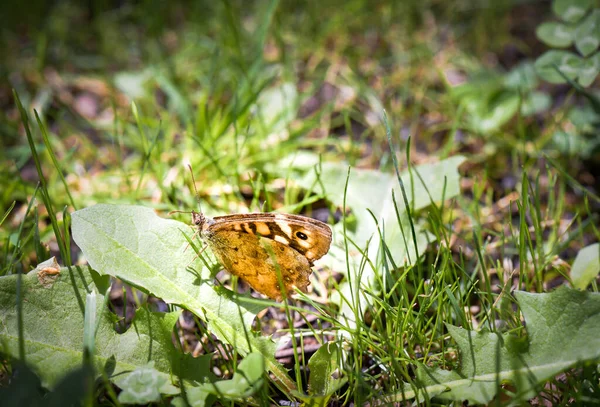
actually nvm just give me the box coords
[190,211,332,300]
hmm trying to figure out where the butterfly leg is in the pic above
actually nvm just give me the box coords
[186,242,209,267]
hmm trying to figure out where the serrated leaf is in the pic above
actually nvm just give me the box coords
[536,21,575,47]
[575,10,600,56]
[394,287,600,404]
[571,243,600,289]
[0,268,198,391]
[553,0,593,23]
[535,50,583,83]
[70,205,294,390]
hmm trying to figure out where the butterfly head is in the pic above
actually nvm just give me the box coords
[191,211,206,229]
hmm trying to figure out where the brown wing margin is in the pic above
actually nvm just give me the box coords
[210,213,332,260]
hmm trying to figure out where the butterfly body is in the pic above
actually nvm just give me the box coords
[191,212,332,300]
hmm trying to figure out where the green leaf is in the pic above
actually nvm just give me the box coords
[117,362,169,404]
[0,267,197,392]
[452,68,535,133]
[290,342,346,406]
[473,90,521,133]
[568,102,600,126]
[394,287,600,404]
[290,156,464,268]
[571,243,600,289]
[520,91,552,116]
[0,362,44,406]
[70,205,294,391]
[535,50,583,83]
[174,387,212,407]
[281,155,464,331]
[553,0,593,23]
[192,353,265,400]
[309,342,346,399]
[575,10,600,56]
[550,129,592,155]
[504,62,539,91]
[0,362,95,407]
[536,21,575,47]
[578,53,600,86]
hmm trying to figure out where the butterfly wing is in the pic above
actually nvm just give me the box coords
[208,213,332,263]
[202,213,332,300]
[206,230,312,300]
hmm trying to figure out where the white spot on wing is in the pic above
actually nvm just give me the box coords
[274,235,289,244]
[276,220,292,237]
[297,238,311,248]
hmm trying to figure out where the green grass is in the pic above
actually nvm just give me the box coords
[1,0,600,406]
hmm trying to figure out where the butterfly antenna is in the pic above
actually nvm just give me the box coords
[169,209,190,215]
[187,164,203,213]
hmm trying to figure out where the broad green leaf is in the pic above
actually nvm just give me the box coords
[0,362,94,407]
[393,287,600,404]
[593,51,600,72]
[551,129,591,155]
[575,10,600,56]
[472,90,520,133]
[117,362,174,404]
[553,0,593,23]
[549,103,600,155]
[196,353,265,399]
[521,91,552,116]
[173,387,212,407]
[571,243,600,289]
[277,155,464,330]
[176,353,265,406]
[291,341,346,406]
[307,342,342,396]
[290,156,464,267]
[536,21,575,47]
[308,342,347,405]
[568,101,600,127]
[578,53,600,86]
[71,205,294,391]
[0,362,45,406]
[504,62,539,91]
[452,70,532,132]
[535,50,583,83]
[0,266,199,391]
